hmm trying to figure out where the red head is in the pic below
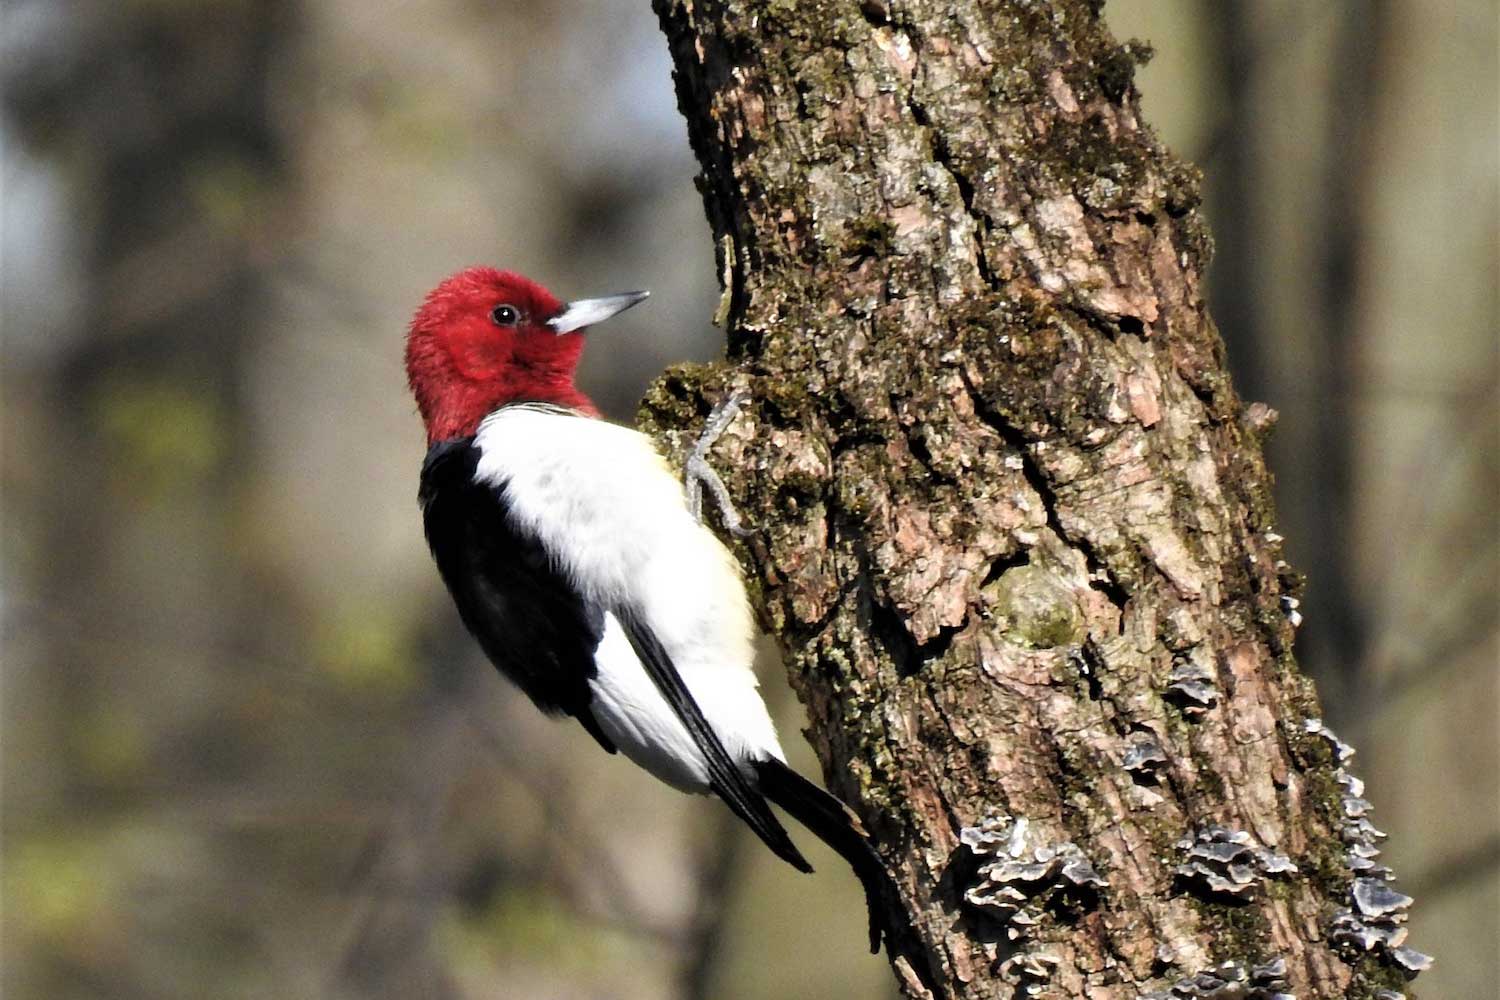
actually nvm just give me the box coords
[405,267,648,444]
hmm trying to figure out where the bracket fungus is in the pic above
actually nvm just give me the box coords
[997,951,1062,997]
[1164,655,1219,717]
[959,816,1108,940]
[1121,731,1170,782]
[1139,956,1294,1000]
[1303,719,1433,979]
[1172,826,1297,901]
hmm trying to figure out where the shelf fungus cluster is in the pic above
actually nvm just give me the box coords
[1164,652,1218,717]
[997,951,1062,997]
[959,815,1108,939]
[1172,826,1297,900]
[1121,731,1170,782]
[1304,719,1433,981]
[1139,956,1294,1000]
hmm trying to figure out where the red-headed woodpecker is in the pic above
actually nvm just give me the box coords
[405,267,896,952]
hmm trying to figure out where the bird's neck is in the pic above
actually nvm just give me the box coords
[424,376,597,445]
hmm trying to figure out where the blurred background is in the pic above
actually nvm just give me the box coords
[1,1,1493,997]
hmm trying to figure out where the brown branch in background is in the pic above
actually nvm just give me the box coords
[678,813,746,1000]
[1308,1,1393,721]
[1202,0,1265,399]
[1406,834,1500,904]
[330,638,479,1000]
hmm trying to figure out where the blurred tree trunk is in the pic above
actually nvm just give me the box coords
[645,2,1428,998]
[3,3,315,997]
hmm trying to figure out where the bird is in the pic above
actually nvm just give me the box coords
[404,266,898,953]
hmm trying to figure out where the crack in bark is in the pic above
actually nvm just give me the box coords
[901,424,959,485]
[980,548,1030,588]
[958,366,1131,618]
[916,107,997,287]
[1074,639,1106,702]
[862,565,968,679]
[875,13,997,289]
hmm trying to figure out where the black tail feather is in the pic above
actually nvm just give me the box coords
[750,758,946,997]
[752,757,898,954]
[709,777,813,874]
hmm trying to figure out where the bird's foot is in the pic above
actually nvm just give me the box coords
[685,389,754,538]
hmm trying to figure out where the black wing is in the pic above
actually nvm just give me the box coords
[616,607,811,873]
[419,437,616,753]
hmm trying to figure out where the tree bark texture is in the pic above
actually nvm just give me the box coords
[644,2,1430,999]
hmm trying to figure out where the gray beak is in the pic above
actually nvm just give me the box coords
[547,290,650,334]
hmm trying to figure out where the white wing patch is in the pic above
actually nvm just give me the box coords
[473,406,785,791]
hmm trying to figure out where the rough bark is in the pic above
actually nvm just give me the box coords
[642,1,1429,998]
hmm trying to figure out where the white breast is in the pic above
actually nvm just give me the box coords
[473,406,785,791]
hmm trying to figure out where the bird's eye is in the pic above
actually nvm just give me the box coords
[490,304,521,326]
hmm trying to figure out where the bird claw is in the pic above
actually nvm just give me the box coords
[685,389,755,538]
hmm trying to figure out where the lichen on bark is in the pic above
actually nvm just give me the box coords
[643,1,1428,997]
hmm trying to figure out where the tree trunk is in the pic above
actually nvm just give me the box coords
[643,1,1430,998]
